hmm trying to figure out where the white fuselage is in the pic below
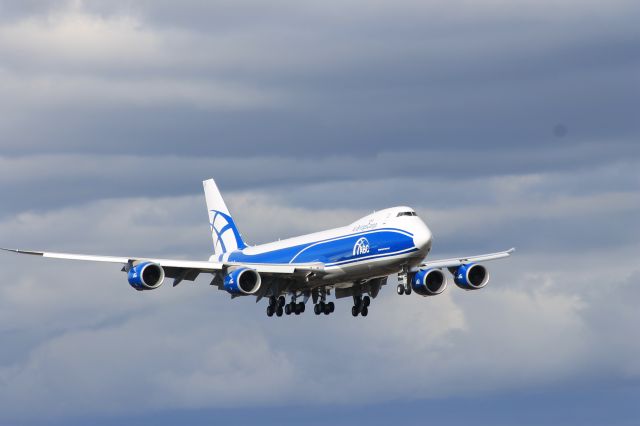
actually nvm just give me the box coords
[217,207,433,287]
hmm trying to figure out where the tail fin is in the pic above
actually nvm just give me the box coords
[203,179,247,254]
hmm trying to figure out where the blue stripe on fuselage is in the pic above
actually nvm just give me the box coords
[226,228,416,266]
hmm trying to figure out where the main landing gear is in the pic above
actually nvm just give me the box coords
[267,294,306,317]
[314,301,335,315]
[266,296,286,317]
[351,295,370,317]
[313,289,334,315]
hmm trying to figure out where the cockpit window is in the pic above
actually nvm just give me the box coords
[397,211,417,217]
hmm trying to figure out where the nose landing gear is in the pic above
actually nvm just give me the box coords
[397,267,412,295]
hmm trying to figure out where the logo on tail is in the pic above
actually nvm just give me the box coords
[209,210,247,254]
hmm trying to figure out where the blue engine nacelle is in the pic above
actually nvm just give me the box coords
[411,268,447,296]
[452,263,489,290]
[128,262,165,291]
[223,267,262,295]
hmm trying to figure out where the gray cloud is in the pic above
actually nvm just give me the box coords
[0,0,637,158]
[0,0,639,423]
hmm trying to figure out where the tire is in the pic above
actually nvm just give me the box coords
[285,304,291,315]
[405,285,412,295]
[328,302,335,313]
[314,304,321,315]
[361,307,368,317]
[352,306,359,317]
[363,296,370,307]
[266,306,274,317]
[278,296,285,308]
[397,284,405,295]
[324,305,331,315]
[276,307,283,317]
[298,302,305,313]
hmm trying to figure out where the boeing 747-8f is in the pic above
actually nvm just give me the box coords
[2,179,514,317]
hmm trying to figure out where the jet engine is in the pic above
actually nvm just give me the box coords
[223,267,262,295]
[128,262,165,291]
[411,268,447,296]
[452,263,489,290]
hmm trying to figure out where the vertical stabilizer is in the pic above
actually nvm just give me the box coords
[203,179,247,255]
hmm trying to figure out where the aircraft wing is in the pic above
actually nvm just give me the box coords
[0,248,324,283]
[420,248,515,269]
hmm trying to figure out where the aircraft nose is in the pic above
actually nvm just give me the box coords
[413,223,433,252]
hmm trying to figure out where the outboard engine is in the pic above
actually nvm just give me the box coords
[411,268,447,296]
[223,267,262,295]
[452,263,489,290]
[128,262,165,291]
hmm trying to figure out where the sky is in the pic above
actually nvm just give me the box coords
[0,0,639,424]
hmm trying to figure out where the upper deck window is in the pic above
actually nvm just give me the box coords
[397,211,417,217]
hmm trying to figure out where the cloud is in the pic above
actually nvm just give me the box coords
[0,0,638,423]
[1,186,639,421]
[0,0,638,158]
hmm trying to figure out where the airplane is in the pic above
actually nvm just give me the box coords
[1,179,514,318]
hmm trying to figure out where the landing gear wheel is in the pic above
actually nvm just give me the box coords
[324,304,331,315]
[397,284,405,295]
[298,302,305,313]
[405,285,412,295]
[285,304,291,315]
[314,304,321,315]
[363,296,370,307]
[361,306,369,317]
[267,306,274,317]
[276,307,283,317]
[294,307,300,315]
[328,302,335,313]
[352,306,359,317]
[278,296,286,308]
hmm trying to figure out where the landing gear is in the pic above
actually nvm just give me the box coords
[284,293,306,316]
[397,283,412,295]
[327,302,335,314]
[313,289,334,316]
[267,295,286,317]
[352,295,371,317]
[313,300,334,315]
[397,265,412,296]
